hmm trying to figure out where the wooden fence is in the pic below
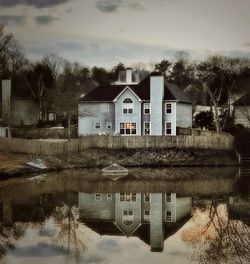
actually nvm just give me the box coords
[0,132,234,156]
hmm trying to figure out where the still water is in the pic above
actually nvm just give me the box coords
[0,167,249,264]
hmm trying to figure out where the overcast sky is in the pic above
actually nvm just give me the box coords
[0,0,250,68]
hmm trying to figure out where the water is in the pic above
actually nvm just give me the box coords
[0,167,249,264]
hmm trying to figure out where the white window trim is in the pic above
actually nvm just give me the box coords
[143,122,151,135]
[94,122,101,129]
[165,193,172,203]
[165,122,172,135]
[144,210,151,220]
[144,193,151,202]
[107,121,112,129]
[165,103,172,114]
[120,122,137,135]
[123,99,134,114]
[107,193,112,201]
[95,193,101,201]
[165,210,172,222]
[144,103,151,114]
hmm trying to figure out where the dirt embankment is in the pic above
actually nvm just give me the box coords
[0,148,238,178]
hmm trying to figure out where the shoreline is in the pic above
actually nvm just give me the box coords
[0,148,239,178]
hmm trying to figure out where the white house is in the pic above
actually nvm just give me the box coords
[78,69,192,136]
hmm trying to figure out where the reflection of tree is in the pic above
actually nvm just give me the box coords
[191,199,250,264]
[0,223,26,260]
[41,193,86,263]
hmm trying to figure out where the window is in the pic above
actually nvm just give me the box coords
[144,193,151,202]
[120,122,136,135]
[123,98,133,114]
[95,122,101,129]
[165,103,172,114]
[165,193,171,202]
[144,122,150,135]
[107,193,112,201]
[120,193,136,202]
[107,122,112,129]
[144,103,150,114]
[100,104,109,113]
[123,210,134,225]
[144,210,150,220]
[165,122,172,135]
[165,211,172,222]
[95,193,101,201]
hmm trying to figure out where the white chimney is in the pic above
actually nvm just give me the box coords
[125,68,132,84]
[150,72,164,135]
[1,80,11,125]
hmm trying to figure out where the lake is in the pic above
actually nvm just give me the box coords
[0,167,249,264]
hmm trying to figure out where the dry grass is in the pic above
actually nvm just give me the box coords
[0,152,27,174]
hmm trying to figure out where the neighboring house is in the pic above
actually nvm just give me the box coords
[55,77,98,121]
[0,79,52,128]
[233,92,250,127]
[78,69,192,136]
[79,192,192,252]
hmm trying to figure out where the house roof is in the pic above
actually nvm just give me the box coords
[234,92,250,106]
[79,76,192,103]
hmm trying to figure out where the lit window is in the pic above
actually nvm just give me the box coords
[165,122,172,135]
[144,122,150,135]
[166,211,172,222]
[123,98,133,114]
[144,103,150,114]
[95,193,101,201]
[120,122,136,135]
[100,104,109,113]
[120,193,136,202]
[165,193,171,202]
[144,193,151,202]
[107,121,112,129]
[95,122,101,129]
[165,103,172,114]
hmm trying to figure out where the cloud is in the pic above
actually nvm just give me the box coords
[0,15,26,25]
[35,15,59,25]
[96,0,145,13]
[0,0,72,9]
[96,0,122,13]
[240,42,250,47]
[97,239,121,253]
[126,2,145,11]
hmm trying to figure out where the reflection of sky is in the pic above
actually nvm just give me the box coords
[4,220,195,264]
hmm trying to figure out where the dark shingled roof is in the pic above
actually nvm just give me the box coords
[234,92,250,106]
[79,76,192,103]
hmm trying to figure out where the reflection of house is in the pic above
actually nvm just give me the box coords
[79,192,192,252]
[78,69,192,136]
[0,79,51,128]
[233,92,250,127]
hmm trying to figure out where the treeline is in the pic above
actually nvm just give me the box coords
[1,25,250,131]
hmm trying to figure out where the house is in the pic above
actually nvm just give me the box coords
[79,192,192,252]
[233,92,250,127]
[0,79,52,128]
[78,69,192,136]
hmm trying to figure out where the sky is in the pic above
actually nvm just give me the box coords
[0,0,250,68]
